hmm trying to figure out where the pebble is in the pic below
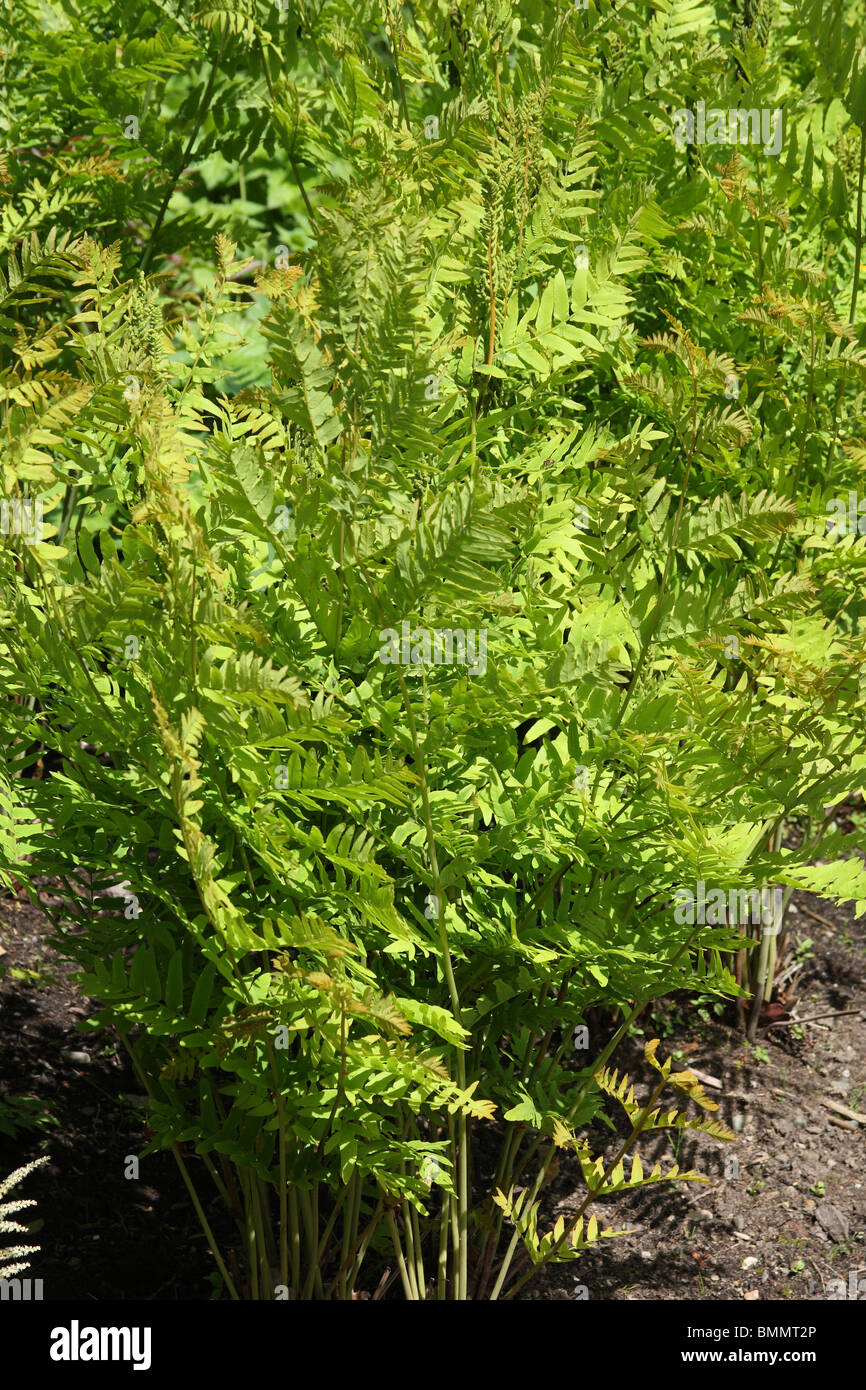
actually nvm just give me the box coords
[63,1050,91,1065]
[815,1203,849,1241]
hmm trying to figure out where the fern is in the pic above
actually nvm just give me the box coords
[1,0,865,1304]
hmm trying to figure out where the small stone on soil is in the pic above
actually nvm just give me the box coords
[815,1202,849,1240]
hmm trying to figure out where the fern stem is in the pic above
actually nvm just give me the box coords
[174,1145,240,1300]
[297,1185,324,1296]
[289,1186,302,1295]
[56,484,78,544]
[338,1170,358,1300]
[327,1197,382,1299]
[302,1182,350,1299]
[277,1097,289,1291]
[242,1169,259,1300]
[437,1186,450,1299]
[402,1197,421,1298]
[411,1200,427,1297]
[311,1183,323,1296]
[200,1153,232,1213]
[251,1174,274,1298]
[386,1209,417,1299]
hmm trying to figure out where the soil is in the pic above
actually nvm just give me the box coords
[2,878,864,1302]
[0,878,222,1301]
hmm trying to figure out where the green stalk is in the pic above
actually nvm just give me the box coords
[174,1145,241,1301]
[200,1153,233,1212]
[251,1176,274,1299]
[347,1175,364,1299]
[297,1187,321,1297]
[260,1175,279,1273]
[747,822,784,1039]
[302,1184,351,1300]
[338,1171,357,1301]
[402,1201,421,1299]
[311,1183,323,1297]
[447,1116,461,1292]
[289,1187,301,1295]
[747,923,775,1036]
[344,1199,383,1299]
[243,1170,259,1300]
[278,1120,289,1291]
[437,1187,450,1300]
[56,484,79,544]
[326,1196,382,1300]
[409,1202,426,1299]
[386,1210,417,1300]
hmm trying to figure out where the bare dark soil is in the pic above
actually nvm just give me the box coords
[0,879,222,1300]
[1,879,864,1302]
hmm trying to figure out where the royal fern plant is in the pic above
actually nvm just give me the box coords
[1,0,865,1298]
